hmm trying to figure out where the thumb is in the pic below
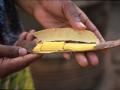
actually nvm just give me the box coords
[0,44,27,58]
[63,1,86,30]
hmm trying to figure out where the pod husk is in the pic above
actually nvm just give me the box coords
[34,28,99,44]
[32,28,99,53]
[17,28,120,53]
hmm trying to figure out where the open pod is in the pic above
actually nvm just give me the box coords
[17,28,120,53]
[32,28,100,53]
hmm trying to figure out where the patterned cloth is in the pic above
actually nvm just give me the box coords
[0,1,34,89]
[0,0,22,45]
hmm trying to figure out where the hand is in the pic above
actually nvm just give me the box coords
[0,30,41,78]
[17,0,105,67]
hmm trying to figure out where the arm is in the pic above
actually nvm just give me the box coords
[16,0,105,67]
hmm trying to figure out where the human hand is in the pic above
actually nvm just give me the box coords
[0,30,41,78]
[17,0,105,67]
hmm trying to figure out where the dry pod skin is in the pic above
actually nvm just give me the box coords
[34,28,99,44]
[32,28,100,53]
[17,28,120,53]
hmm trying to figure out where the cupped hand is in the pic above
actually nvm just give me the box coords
[0,30,41,78]
[17,0,105,67]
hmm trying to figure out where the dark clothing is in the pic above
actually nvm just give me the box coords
[0,0,22,45]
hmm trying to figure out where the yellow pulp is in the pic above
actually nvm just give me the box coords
[32,41,96,53]
[64,43,95,51]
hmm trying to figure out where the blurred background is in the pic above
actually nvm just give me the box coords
[1,1,120,90]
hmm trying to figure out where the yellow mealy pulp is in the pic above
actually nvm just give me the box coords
[32,41,96,53]
[64,43,96,51]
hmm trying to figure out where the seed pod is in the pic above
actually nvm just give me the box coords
[17,28,120,53]
[32,28,99,53]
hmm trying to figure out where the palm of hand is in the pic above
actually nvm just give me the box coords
[34,0,70,28]
[33,0,102,66]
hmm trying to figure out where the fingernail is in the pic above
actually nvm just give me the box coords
[74,22,86,30]
[79,22,86,28]
[64,54,71,60]
[66,56,70,60]
[30,29,35,33]
[19,48,27,56]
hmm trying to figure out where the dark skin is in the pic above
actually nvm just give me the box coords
[0,30,41,78]
[0,0,105,78]
[17,0,105,66]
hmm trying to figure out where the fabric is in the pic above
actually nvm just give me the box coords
[0,0,22,45]
[0,0,34,89]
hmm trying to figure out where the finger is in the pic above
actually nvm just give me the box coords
[14,32,28,45]
[63,1,105,42]
[75,7,105,42]
[75,53,88,67]
[80,14,105,42]
[63,52,71,60]
[18,32,28,41]
[63,1,86,30]
[0,45,27,58]
[26,30,36,41]
[0,54,42,77]
[11,54,41,69]
[86,52,99,66]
